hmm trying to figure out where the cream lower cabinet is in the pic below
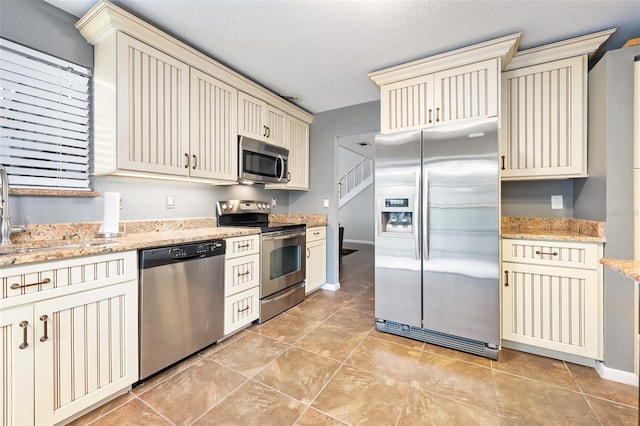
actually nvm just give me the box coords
[500,55,586,180]
[224,235,260,335]
[0,252,138,425]
[501,239,603,359]
[305,227,327,294]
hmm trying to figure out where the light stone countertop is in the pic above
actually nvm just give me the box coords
[0,226,259,267]
[501,216,606,243]
[600,258,640,282]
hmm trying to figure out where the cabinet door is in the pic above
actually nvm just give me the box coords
[433,58,499,125]
[1,305,34,426]
[500,56,586,180]
[190,68,238,181]
[305,238,326,294]
[380,74,435,133]
[266,106,288,148]
[285,116,309,189]
[502,262,601,359]
[265,115,309,190]
[224,287,260,336]
[33,282,138,425]
[238,92,268,141]
[117,32,190,175]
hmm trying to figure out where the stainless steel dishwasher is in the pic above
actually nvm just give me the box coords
[139,240,225,380]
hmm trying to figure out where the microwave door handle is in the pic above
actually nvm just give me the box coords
[276,155,285,182]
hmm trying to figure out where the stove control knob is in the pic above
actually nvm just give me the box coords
[221,203,228,210]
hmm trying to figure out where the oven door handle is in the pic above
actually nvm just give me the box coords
[262,231,306,241]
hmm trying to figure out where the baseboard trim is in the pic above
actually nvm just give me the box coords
[595,361,639,386]
[344,239,374,245]
[321,281,341,291]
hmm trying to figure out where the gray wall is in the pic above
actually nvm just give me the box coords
[338,146,375,244]
[574,45,640,372]
[1,0,290,225]
[501,180,574,217]
[290,101,380,286]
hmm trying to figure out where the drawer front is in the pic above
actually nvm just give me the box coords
[306,226,326,243]
[502,239,599,270]
[1,251,138,306]
[224,286,259,335]
[226,235,260,259]
[224,253,259,296]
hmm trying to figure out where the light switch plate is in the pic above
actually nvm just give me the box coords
[166,195,175,209]
[323,198,329,208]
[551,195,563,210]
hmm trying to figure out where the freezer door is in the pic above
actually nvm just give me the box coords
[421,118,500,345]
[374,130,422,328]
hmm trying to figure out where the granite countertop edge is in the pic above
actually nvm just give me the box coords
[600,258,640,282]
[0,227,260,267]
[501,231,606,243]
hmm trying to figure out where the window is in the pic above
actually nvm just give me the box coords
[0,37,91,191]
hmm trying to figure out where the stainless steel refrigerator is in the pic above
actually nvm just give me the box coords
[374,117,500,360]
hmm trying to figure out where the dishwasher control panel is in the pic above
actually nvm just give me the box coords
[141,240,225,269]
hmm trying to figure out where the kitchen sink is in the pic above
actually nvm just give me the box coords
[0,241,119,256]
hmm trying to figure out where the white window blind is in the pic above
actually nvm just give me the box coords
[0,37,91,191]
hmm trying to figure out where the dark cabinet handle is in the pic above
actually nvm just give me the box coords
[504,271,509,287]
[237,271,250,277]
[535,250,558,256]
[428,109,432,124]
[237,306,250,313]
[40,315,48,342]
[184,153,189,169]
[11,277,50,290]
[192,155,197,170]
[501,156,506,171]
[19,321,28,349]
[435,107,440,122]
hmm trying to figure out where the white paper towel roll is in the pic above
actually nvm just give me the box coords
[99,192,120,235]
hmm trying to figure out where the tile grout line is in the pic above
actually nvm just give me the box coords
[132,393,178,426]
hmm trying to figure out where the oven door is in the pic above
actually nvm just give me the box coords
[261,228,306,297]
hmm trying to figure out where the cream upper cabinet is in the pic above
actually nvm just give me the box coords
[266,115,309,190]
[189,68,238,181]
[1,252,138,426]
[369,34,521,134]
[238,92,288,147]
[500,56,586,180]
[501,239,603,360]
[115,32,190,176]
[379,59,499,133]
[76,0,314,185]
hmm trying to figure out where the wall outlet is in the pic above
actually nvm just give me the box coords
[323,198,329,208]
[166,195,175,209]
[271,197,277,207]
[551,195,563,210]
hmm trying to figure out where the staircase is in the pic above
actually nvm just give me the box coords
[339,157,373,208]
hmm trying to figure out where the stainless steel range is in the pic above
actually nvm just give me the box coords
[217,200,306,323]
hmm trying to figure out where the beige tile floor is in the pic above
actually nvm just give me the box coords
[72,244,638,425]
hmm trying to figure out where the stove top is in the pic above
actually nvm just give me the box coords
[216,200,305,233]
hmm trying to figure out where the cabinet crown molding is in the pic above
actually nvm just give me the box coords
[505,28,616,71]
[75,0,314,123]
[368,32,521,87]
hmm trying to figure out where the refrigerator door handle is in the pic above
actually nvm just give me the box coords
[423,169,429,261]
[414,170,421,260]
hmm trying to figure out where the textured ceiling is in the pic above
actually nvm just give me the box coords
[44,0,640,114]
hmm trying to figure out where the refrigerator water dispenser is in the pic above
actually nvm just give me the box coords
[379,196,414,235]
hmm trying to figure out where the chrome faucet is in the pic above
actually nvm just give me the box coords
[0,164,27,246]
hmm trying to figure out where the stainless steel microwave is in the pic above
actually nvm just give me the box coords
[238,136,288,184]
